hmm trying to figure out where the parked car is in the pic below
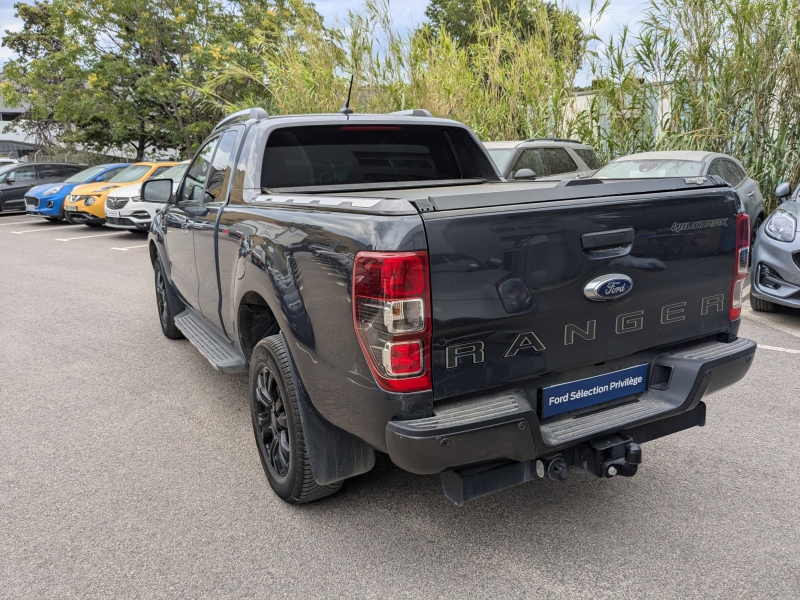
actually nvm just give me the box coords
[65,162,178,226]
[483,138,602,180]
[144,108,755,506]
[749,181,800,312]
[105,161,190,232]
[0,158,19,166]
[25,163,131,222]
[0,162,87,213]
[594,151,765,244]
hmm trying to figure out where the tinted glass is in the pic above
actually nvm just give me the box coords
[37,164,63,178]
[262,125,466,189]
[542,147,577,174]
[65,166,107,183]
[8,165,36,181]
[181,139,219,203]
[595,159,703,178]
[722,160,745,187]
[574,148,602,170]
[487,149,514,171]
[205,129,240,202]
[511,149,545,177]
[707,159,725,179]
[109,164,153,183]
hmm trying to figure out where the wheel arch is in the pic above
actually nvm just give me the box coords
[238,290,280,362]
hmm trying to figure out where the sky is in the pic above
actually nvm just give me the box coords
[0,0,647,67]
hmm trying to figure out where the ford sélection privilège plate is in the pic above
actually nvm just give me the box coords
[541,364,649,418]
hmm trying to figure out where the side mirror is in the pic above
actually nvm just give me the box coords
[141,178,173,203]
[96,175,105,182]
[5,177,15,184]
[775,181,791,201]
[512,169,536,180]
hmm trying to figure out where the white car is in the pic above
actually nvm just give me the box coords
[105,161,189,231]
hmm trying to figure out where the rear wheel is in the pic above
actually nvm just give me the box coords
[750,294,777,313]
[250,335,342,504]
[154,263,184,339]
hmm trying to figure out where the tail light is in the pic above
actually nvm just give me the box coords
[353,251,432,393]
[730,213,750,320]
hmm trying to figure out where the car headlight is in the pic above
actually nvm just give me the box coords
[85,197,96,206]
[43,185,64,196]
[765,209,797,243]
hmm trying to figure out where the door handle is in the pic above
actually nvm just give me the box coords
[581,228,635,259]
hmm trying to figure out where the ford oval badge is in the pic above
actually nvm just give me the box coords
[583,274,633,301]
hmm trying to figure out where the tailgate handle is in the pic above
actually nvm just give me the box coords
[581,228,635,250]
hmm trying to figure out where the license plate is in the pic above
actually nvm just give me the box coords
[106,210,119,218]
[541,364,648,419]
[65,205,77,212]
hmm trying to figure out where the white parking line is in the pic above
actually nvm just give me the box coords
[12,225,83,234]
[0,220,39,226]
[111,244,148,251]
[760,345,800,355]
[56,232,126,242]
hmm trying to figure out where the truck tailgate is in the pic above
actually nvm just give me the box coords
[423,186,740,400]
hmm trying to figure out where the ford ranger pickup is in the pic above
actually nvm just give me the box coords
[144,107,756,505]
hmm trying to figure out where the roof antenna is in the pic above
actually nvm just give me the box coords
[339,75,354,116]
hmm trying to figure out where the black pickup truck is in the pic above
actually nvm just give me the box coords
[144,108,756,505]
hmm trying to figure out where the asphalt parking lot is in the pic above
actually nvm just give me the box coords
[2,212,799,598]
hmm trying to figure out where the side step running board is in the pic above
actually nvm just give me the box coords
[174,309,247,372]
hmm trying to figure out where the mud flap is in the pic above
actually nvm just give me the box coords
[280,332,376,485]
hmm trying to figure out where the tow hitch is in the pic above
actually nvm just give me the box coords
[585,435,642,478]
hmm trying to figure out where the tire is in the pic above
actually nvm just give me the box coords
[250,335,343,504]
[64,213,76,224]
[154,262,184,339]
[750,294,778,313]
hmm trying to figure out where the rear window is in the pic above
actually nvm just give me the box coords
[574,148,602,170]
[261,125,497,190]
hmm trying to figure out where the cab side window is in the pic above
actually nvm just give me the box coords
[204,129,241,203]
[542,148,578,174]
[707,159,725,180]
[722,160,745,187]
[9,165,36,181]
[511,149,546,177]
[180,139,219,203]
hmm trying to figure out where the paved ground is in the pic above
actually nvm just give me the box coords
[1,212,799,599]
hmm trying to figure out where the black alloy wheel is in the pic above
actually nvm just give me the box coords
[154,262,183,339]
[254,366,291,478]
[249,335,342,504]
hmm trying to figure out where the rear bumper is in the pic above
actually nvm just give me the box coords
[386,337,756,475]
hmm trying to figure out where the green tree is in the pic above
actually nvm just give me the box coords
[424,0,584,63]
[1,0,268,159]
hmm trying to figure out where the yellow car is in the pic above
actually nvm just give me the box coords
[65,162,178,226]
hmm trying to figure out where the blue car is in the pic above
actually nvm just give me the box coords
[25,163,131,221]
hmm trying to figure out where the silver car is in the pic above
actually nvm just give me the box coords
[749,182,800,312]
[594,151,766,243]
[484,139,602,180]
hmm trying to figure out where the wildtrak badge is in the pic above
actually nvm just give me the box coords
[671,218,728,233]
